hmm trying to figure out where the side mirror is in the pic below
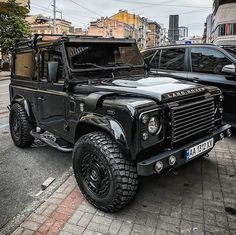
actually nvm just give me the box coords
[222,64,236,74]
[47,61,59,83]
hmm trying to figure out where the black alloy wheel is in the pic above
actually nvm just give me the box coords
[73,131,138,212]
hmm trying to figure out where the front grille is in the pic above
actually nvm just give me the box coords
[170,97,215,143]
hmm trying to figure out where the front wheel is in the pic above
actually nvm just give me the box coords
[73,132,138,212]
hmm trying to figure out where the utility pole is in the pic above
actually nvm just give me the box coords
[53,0,56,34]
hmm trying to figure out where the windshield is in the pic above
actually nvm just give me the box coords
[65,42,144,70]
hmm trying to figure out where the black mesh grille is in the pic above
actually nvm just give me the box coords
[171,98,215,143]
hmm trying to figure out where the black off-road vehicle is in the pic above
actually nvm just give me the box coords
[9,34,231,212]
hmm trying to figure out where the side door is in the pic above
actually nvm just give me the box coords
[187,46,236,124]
[37,47,69,138]
[149,48,188,79]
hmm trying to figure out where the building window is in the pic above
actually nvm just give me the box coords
[217,23,236,36]
[234,23,236,35]
[219,24,225,36]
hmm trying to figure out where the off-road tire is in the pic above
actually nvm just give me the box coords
[9,103,35,147]
[73,132,138,212]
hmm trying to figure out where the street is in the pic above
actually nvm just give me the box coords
[0,78,72,231]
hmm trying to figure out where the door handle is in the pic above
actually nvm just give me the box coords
[38,97,46,102]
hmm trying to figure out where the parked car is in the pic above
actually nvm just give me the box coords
[142,44,236,127]
[9,35,231,212]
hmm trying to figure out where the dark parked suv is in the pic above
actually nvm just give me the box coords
[142,45,236,127]
[9,35,231,212]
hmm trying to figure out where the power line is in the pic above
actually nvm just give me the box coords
[30,3,95,20]
[53,0,56,33]
[113,0,211,9]
[30,5,88,26]
[155,8,210,19]
[128,0,174,11]
[67,0,102,17]
[30,3,89,25]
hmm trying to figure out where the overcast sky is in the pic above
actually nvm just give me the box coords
[30,0,213,36]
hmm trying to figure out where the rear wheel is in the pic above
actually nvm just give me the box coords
[73,132,138,212]
[9,103,35,147]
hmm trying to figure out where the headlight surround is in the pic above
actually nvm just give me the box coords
[148,116,160,134]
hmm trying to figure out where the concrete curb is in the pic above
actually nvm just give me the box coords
[0,169,73,235]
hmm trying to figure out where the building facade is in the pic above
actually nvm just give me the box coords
[159,24,168,46]
[26,15,73,35]
[212,0,236,45]
[168,15,179,44]
[146,21,161,48]
[87,17,137,40]
[111,10,149,49]
[75,28,86,36]
[179,26,188,40]
[203,14,213,43]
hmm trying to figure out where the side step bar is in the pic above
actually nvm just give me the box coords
[30,131,73,153]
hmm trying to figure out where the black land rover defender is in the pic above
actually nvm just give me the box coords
[9,34,231,212]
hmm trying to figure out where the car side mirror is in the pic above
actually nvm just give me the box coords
[222,64,236,74]
[47,61,59,83]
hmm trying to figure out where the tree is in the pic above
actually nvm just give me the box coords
[0,0,31,59]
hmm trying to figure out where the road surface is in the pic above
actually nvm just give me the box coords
[0,79,72,231]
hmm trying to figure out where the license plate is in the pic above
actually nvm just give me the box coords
[185,138,214,160]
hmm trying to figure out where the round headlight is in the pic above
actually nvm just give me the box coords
[148,116,160,134]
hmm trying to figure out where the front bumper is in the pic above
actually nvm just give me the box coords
[137,124,231,176]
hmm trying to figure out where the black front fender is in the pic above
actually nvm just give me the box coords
[75,113,128,149]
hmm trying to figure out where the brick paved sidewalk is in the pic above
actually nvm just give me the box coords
[11,137,236,235]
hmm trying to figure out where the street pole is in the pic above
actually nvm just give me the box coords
[53,0,56,34]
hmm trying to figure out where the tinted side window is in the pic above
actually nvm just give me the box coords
[15,51,34,79]
[191,48,232,74]
[42,50,63,81]
[160,48,185,71]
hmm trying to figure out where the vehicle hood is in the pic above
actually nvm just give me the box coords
[95,76,206,101]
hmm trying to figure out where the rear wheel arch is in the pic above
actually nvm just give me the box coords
[11,95,35,122]
[9,103,35,147]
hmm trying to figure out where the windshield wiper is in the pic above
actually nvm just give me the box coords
[74,63,105,70]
